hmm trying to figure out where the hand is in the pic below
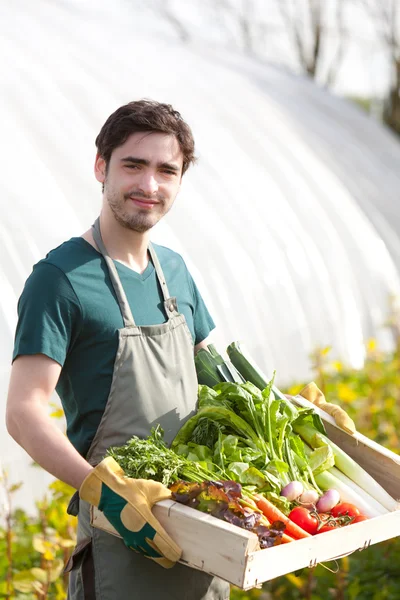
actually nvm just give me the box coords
[299,382,356,435]
[79,457,182,568]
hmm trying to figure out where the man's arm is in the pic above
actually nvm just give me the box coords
[6,354,93,490]
[194,336,212,354]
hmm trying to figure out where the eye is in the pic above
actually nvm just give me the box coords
[161,169,176,176]
[126,164,140,170]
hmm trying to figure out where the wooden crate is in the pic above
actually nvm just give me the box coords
[91,404,400,590]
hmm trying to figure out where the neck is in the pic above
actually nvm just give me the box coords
[83,207,151,274]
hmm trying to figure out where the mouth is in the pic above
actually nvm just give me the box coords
[129,196,159,209]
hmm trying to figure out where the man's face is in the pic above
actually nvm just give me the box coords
[95,132,183,233]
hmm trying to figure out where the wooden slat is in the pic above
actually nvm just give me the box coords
[324,423,400,499]
[91,500,260,588]
[290,393,400,499]
[242,510,400,590]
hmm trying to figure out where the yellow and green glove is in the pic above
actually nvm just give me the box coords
[79,457,182,568]
[299,381,356,434]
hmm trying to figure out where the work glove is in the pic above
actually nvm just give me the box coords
[299,381,356,435]
[79,457,182,568]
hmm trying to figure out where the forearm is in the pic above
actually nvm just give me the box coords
[7,400,93,490]
[194,335,212,354]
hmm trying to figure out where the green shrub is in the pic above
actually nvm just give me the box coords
[0,474,75,599]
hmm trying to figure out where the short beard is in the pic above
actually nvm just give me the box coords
[106,187,166,233]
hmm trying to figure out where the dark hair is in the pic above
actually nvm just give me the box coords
[95,99,196,175]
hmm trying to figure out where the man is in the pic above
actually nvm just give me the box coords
[6,100,230,600]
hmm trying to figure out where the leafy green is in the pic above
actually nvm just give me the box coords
[173,370,331,496]
[198,384,230,409]
[226,463,267,486]
[171,405,262,450]
[307,445,335,475]
[191,417,224,448]
[107,425,223,486]
[221,434,239,456]
[264,491,292,516]
[187,442,213,461]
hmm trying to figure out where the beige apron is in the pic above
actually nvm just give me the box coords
[66,219,230,600]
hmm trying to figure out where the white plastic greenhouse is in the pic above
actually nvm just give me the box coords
[2,0,400,511]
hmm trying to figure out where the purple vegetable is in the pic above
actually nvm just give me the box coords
[299,489,319,508]
[316,489,340,513]
[281,481,304,501]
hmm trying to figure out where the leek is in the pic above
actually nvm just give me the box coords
[315,469,386,518]
[195,345,244,387]
[227,341,298,418]
[329,466,388,515]
[227,341,269,391]
[295,422,398,512]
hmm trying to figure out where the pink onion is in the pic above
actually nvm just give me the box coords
[299,489,319,508]
[281,481,304,501]
[316,489,340,513]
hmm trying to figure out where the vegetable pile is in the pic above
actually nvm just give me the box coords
[107,341,398,548]
[107,426,288,547]
[170,480,286,548]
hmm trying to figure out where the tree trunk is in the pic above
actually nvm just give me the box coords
[384,59,400,135]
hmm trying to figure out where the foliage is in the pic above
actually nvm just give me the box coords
[0,470,75,599]
[287,339,400,453]
[2,335,400,599]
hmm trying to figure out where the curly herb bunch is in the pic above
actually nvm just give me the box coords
[106,425,223,487]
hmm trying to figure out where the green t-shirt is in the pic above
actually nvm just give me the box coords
[13,237,215,457]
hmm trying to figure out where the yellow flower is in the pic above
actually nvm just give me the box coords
[337,383,357,403]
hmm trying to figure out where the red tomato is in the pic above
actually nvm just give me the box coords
[289,507,318,535]
[317,522,337,534]
[315,513,338,534]
[331,503,360,519]
[352,515,368,524]
[318,513,330,521]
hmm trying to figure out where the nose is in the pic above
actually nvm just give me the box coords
[137,171,158,195]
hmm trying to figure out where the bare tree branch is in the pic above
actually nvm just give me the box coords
[154,0,191,43]
[211,0,262,55]
[209,0,237,46]
[308,0,323,76]
[324,0,348,88]
[278,0,310,73]
[278,0,345,80]
[389,0,400,56]
[361,0,400,134]
[361,0,394,48]
[239,0,256,54]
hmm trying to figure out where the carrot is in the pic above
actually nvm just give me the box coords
[259,507,295,544]
[281,533,295,544]
[253,494,311,540]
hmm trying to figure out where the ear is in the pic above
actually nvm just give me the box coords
[94,154,106,184]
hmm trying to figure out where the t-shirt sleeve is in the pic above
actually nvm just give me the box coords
[13,262,82,366]
[186,269,216,345]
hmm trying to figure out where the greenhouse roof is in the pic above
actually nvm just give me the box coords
[2,0,400,509]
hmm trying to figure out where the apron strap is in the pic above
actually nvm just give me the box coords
[92,218,179,323]
[64,537,96,600]
[148,243,179,319]
[92,219,136,328]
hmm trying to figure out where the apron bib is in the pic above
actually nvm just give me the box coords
[66,219,230,600]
